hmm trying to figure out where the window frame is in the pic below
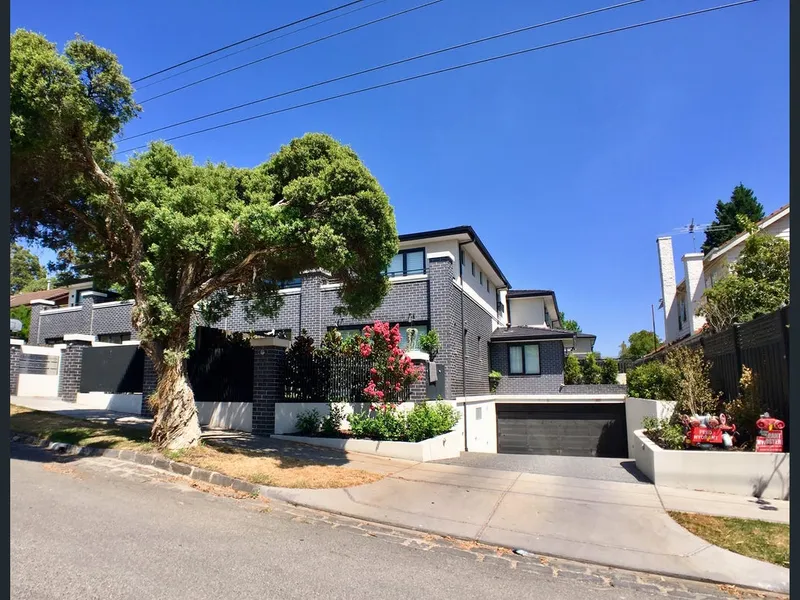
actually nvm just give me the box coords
[97,332,132,344]
[471,262,476,277]
[508,343,541,375]
[385,247,426,278]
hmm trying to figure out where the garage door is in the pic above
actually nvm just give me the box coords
[496,403,627,458]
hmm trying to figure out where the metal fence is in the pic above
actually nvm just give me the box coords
[80,345,144,393]
[188,327,254,404]
[285,353,379,403]
[635,307,790,440]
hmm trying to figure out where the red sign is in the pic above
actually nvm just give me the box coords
[756,430,784,453]
[688,427,725,445]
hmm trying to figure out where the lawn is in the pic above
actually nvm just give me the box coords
[10,404,382,489]
[669,512,789,568]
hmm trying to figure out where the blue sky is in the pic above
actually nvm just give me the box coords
[11,0,788,356]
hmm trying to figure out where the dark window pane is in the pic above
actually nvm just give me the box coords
[406,251,424,275]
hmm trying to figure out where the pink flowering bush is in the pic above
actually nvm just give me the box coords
[360,321,423,405]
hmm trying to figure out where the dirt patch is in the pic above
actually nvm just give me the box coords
[171,443,383,489]
[42,462,83,478]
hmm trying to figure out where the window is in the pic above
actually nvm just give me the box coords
[98,332,132,344]
[44,337,64,346]
[253,329,292,340]
[486,279,490,293]
[385,248,425,277]
[471,262,476,277]
[496,290,504,314]
[278,277,302,289]
[479,271,484,285]
[508,344,540,375]
[333,324,428,350]
[459,249,464,266]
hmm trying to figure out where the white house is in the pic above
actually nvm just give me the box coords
[657,203,789,344]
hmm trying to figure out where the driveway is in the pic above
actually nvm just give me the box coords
[433,452,649,484]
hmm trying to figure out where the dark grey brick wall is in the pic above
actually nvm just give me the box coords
[428,257,457,400]
[141,355,157,417]
[58,342,90,402]
[252,346,286,435]
[206,293,302,336]
[299,272,325,342]
[10,345,20,395]
[561,384,627,395]
[38,307,84,344]
[462,292,493,396]
[29,305,43,345]
[490,340,565,394]
[91,301,138,338]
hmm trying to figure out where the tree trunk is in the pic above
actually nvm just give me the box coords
[145,329,202,450]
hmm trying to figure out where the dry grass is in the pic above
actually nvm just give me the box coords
[11,404,382,490]
[167,444,383,489]
[669,512,789,568]
[10,404,152,451]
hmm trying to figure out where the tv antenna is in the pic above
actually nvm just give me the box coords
[668,219,729,252]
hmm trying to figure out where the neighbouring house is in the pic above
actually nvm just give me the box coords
[572,333,596,358]
[657,203,789,345]
[24,225,626,457]
[11,287,70,309]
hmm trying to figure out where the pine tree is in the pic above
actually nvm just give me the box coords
[701,184,765,254]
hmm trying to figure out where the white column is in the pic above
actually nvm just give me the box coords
[682,253,707,334]
[657,237,679,343]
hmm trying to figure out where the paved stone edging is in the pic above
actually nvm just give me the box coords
[9,432,262,496]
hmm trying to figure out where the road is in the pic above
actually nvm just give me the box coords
[10,443,743,600]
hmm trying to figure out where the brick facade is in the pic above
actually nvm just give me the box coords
[252,342,287,436]
[141,355,157,417]
[57,340,91,402]
[490,340,565,394]
[10,343,21,395]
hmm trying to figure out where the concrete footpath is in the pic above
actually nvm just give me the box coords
[11,396,790,593]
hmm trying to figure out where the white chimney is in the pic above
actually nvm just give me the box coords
[657,237,679,343]
[682,253,707,334]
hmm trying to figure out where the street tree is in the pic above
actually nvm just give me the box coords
[10,243,46,295]
[701,184,765,254]
[619,330,661,360]
[11,30,399,449]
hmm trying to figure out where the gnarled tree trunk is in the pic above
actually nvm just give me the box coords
[143,321,202,450]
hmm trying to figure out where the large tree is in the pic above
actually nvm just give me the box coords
[10,243,46,295]
[701,184,765,254]
[619,329,661,360]
[11,30,399,449]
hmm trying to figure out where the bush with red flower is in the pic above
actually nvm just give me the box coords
[359,321,423,405]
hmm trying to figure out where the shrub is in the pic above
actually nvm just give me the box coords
[488,370,502,393]
[360,321,423,404]
[581,352,602,385]
[642,416,686,450]
[405,401,460,442]
[418,330,440,360]
[726,366,764,440]
[601,358,619,385]
[627,360,678,401]
[665,347,721,417]
[321,401,347,436]
[563,354,582,385]
[349,406,407,441]
[295,409,322,435]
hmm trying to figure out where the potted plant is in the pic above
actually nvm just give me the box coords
[489,370,502,393]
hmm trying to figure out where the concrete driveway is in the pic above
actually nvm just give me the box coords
[433,452,650,484]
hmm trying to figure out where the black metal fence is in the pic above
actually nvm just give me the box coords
[635,307,790,437]
[80,345,145,393]
[285,353,379,403]
[188,327,254,404]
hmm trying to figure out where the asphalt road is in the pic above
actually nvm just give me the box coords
[10,443,669,600]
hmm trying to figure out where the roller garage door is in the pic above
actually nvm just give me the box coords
[496,403,628,458]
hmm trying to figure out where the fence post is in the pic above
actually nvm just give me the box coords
[251,337,289,436]
[58,336,93,402]
[10,339,23,396]
[732,323,743,399]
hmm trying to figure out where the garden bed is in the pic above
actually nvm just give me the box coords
[632,429,789,499]
[272,429,462,462]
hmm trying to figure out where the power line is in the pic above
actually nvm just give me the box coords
[123,0,645,141]
[131,0,367,84]
[136,0,392,92]
[117,0,758,155]
[139,0,446,103]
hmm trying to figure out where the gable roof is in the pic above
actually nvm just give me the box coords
[10,288,69,308]
[704,203,790,263]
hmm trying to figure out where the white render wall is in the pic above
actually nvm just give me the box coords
[508,297,546,327]
[624,398,675,459]
[461,399,498,453]
[75,392,143,415]
[657,236,680,343]
[195,402,253,432]
[682,253,706,334]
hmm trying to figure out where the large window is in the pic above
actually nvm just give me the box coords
[386,248,425,277]
[508,344,540,375]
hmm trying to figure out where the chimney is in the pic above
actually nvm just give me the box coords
[682,253,707,334]
[657,237,679,343]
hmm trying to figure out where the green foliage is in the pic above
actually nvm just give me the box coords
[348,400,459,442]
[627,360,678,401]
[10,305,30,340]
[725,366,765,437]
[488,370,502,393]
[642,416,686,450]
[701,184,765,254]
[665,347,720,417]
[418,329,440,359]
[321,401,347,436]
[619,330,661,360]
[601,358,619,385]
[319,328,344,357]
[699,233,789,332]
[10,243,46,295]
[563,354,582,385]
[295,410,322,435]
[559,312,581,333]
[404,401,460,443]
[581,352,602,385]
